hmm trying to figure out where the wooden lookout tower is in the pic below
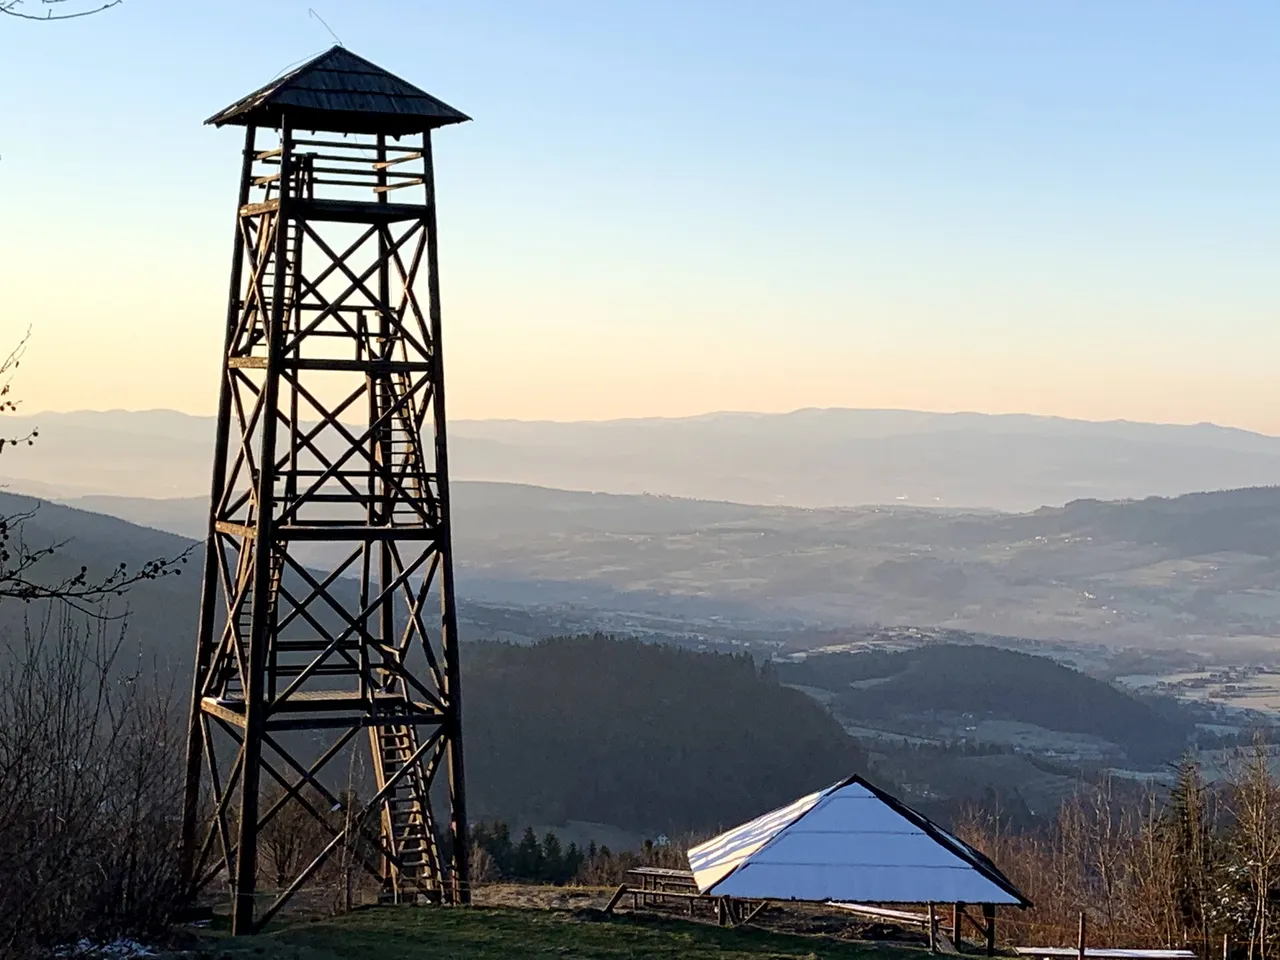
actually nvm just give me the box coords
[179,47,471,934]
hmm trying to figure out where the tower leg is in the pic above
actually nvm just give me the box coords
[181,123,256,898]
[424,131,469,904]
[231,123,292,936]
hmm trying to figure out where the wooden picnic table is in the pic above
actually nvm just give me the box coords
[609,867,766,927]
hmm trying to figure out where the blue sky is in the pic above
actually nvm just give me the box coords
[1,1,1277,427]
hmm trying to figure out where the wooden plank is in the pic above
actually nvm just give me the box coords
[830,903,929,927]
[283,358,433,373]
[628,867,695,878]
[291,197,426,224]
[374,178,425,193]
[200,695,247,729]
[274,525,438,542]
[374,151,424,169]
[1014,951,1196,959]
[612,888,706,901]
[240,199,280,217]
[290,136,419,152]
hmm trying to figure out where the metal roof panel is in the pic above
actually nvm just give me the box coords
[687,776,1031,906]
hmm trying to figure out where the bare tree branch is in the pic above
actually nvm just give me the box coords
[0,506,192,618]
[0,331,188,617]
[0,330,36,452]
[0,0,121,21]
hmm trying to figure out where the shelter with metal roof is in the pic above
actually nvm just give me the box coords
[687,775,1030,906]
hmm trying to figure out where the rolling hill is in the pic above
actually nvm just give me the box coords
[50,481,1280,649]
[777,644,1193,764]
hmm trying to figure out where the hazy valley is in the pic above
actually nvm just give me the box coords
[9,407,1280,509]
[54,478,1280,652]
[7,407,1280,836]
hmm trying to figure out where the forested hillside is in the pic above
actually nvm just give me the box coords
[779,644,1193,763]
[464,635,867,832]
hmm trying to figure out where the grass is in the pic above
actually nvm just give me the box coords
[180,904,926,960]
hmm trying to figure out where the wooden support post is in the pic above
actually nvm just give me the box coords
[954,903,964,953]
[1224,934,1230,960]
[1077,912,1087,960]
[603,884,627,915]
[717,897,727,927]
[984,904,997,957]
[930,903,939,954]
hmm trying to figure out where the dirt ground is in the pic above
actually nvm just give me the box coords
[472,883,936,948]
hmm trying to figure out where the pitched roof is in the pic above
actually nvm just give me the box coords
[207,46,470,136]
[686,775,1030,905]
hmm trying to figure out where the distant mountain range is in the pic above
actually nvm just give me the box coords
[7,407,1280,509]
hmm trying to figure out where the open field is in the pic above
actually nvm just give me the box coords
[173,903,926,960]
[1114,666,1280,716]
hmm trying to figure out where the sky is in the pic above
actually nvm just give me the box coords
[1,1,1278,428]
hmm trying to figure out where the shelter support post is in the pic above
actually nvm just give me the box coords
[954,903,964,952]
[929,903,939,953]
[985,904,997,957]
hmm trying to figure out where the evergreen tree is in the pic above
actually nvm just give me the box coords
[490,821,514,876]
[542,832,564,884]
[564,842,584,881]
[1166,753,1215,945]
[514,826,543,880]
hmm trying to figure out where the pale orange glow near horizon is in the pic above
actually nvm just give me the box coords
[14,325,1280,435]
[5,4,1278,439]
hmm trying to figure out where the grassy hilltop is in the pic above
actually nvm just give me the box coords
[183,905,923,960]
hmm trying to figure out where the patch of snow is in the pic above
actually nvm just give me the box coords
[55,937,157,959]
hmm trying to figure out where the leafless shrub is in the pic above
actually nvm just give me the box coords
[0,610,183,958]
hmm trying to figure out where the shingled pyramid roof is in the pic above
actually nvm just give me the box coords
[207,46,469,136]
[687,775,1030,905]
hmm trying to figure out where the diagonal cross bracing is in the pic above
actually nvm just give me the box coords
[182,120,470,935]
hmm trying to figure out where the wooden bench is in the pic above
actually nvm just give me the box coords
[832,901,1000,955]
